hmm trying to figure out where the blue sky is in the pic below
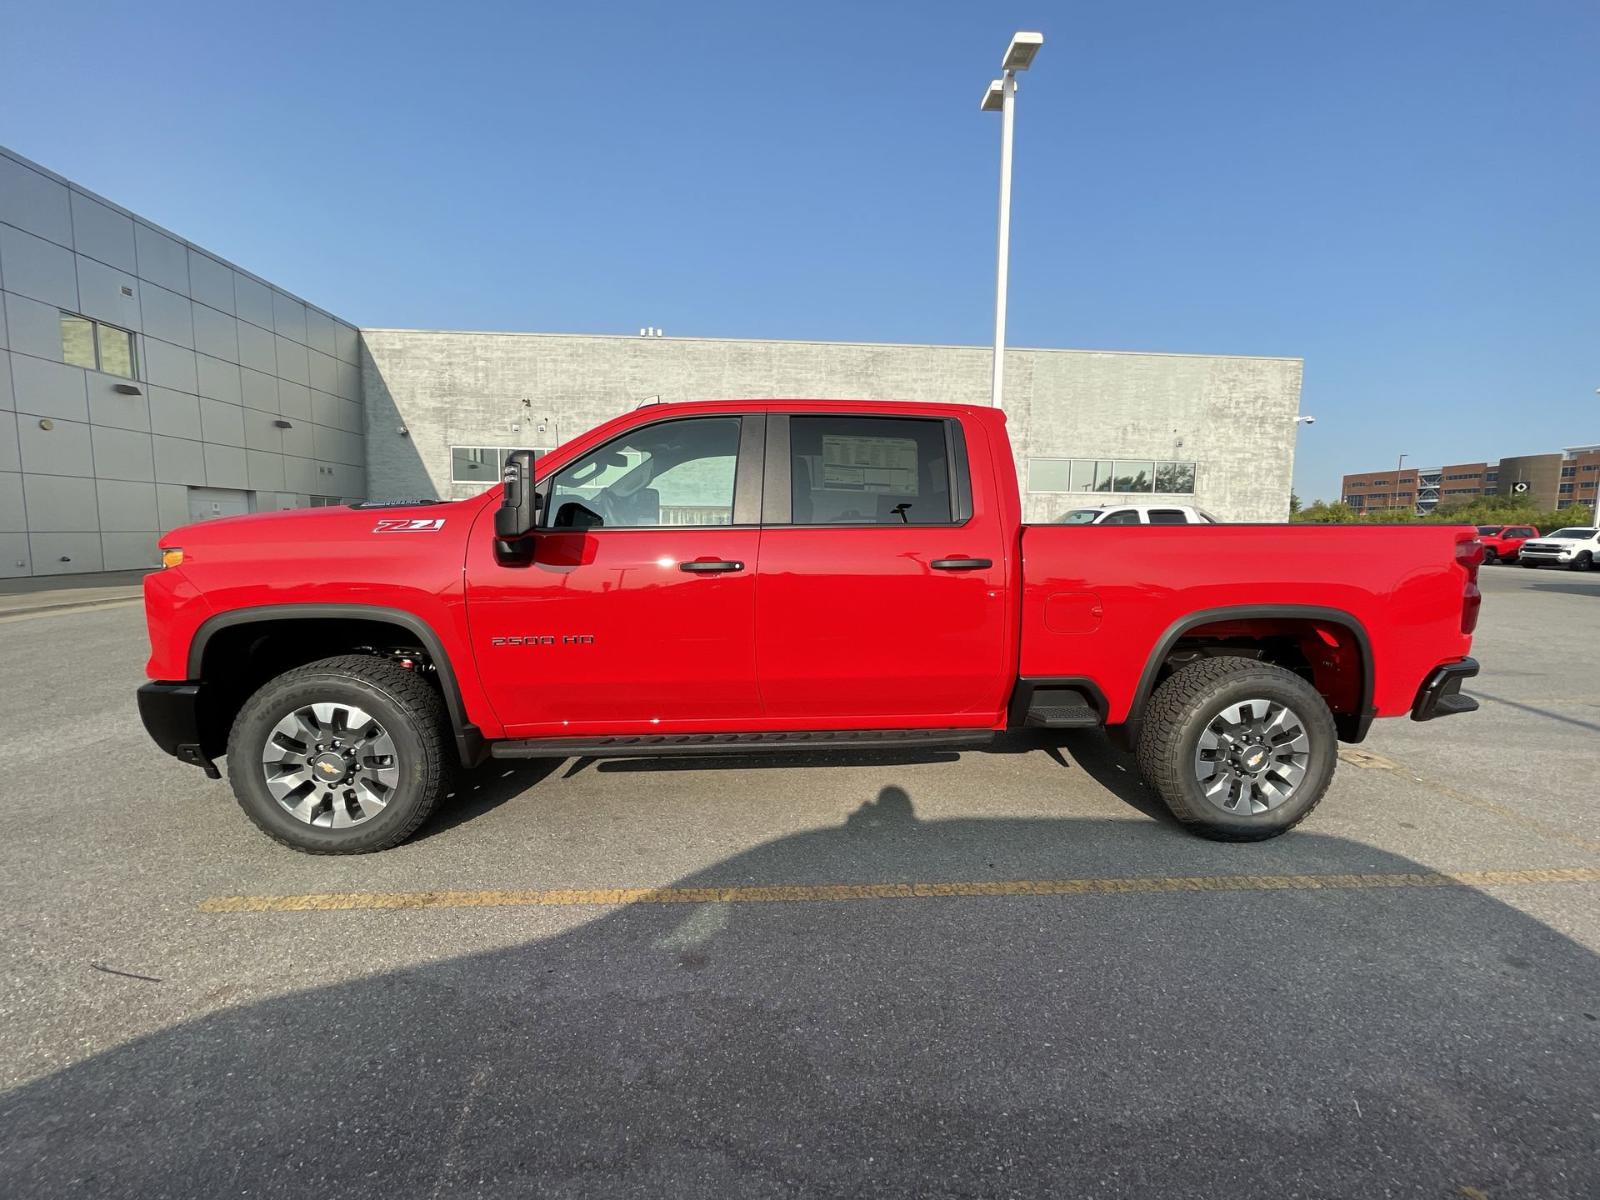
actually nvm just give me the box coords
[2,0,1595,501]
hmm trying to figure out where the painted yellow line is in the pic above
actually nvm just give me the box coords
[198,867,1600,914]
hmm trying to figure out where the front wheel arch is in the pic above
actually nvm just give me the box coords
[187,605,485,766]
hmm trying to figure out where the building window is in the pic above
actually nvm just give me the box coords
[308,496,345,507]
[1561,466,1576,478]
[1028,458,1196,495]
[60,312,137,379]
[1028,459,1075,493]
[1559,483,1574,494]
[451,445,546,484]
[1155,461,1196,493]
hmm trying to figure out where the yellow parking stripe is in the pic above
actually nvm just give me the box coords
[199,867,1600,913]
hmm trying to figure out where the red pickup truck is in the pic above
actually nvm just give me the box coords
[139,400,1482,853]
[1475,524,1539,564]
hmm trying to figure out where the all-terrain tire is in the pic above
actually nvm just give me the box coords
[1482,548,1498,565]
[1572,551,1593,572]
[227,655,453,854]
[1135,657,1338,842]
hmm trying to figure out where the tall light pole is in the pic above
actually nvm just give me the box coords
[1396,452,1408,515]
[980,31,1044,410]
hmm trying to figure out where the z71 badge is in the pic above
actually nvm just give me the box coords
[373,518,446,533]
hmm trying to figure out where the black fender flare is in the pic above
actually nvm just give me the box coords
[1123,604,1375,744]
[187,603,485,766]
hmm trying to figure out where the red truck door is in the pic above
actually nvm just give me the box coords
[465,414,765,735]
[753,413,1011,726]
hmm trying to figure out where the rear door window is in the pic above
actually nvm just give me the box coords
[786,416,953,525]
[1148,509,1189,525]
[1101,509,1141,525]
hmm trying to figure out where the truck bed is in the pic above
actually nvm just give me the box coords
[1018,523,1479,727]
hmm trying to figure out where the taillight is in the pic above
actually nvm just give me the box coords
[1456,537,1482,635]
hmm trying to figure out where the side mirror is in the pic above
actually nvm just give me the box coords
[494,450,541,556]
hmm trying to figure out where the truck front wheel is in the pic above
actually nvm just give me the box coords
[227,655,453,854]
[1136,658,1337,841]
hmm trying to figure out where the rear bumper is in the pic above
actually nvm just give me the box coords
[1410,657,1479,722]
[137,682,221,777]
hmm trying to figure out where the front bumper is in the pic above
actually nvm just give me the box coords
[1520,549,1572,563]
[1410,657,1479,722]
[137,682,221,777]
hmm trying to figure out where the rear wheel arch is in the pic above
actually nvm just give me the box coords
[1125,605,1373,743]
[187,604,483,765]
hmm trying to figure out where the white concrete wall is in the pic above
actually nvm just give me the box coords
[361,330,1302,523]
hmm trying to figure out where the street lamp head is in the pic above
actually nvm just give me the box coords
[1002,31,1044,72]
[980,79,1005,112]
[1295,415,1316,425]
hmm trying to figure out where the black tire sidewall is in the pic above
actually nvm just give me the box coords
[1482,548,1498,564]
[228,668,435,852]
[1165,670,1338,837]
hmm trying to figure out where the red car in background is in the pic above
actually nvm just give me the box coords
[1476,524,1539,564]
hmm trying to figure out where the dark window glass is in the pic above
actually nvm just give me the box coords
[1113,461,1155,493]
[1154,462,1196,494]
[1148,509,1189,524]
[549,417,740,529]
[787,416,953,525]
[1101,509,1141,525]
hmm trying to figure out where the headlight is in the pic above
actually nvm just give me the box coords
[161,548,184,568]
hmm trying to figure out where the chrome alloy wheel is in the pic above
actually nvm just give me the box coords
[260,702,399,828]
[1192,697,1312,816]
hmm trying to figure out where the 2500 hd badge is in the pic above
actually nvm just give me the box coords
[490,634,597,646]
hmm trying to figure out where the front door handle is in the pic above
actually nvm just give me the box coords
[679,559,745,573]
[930,557,993,571]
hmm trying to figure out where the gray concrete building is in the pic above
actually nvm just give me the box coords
[363,330,1303,524]
[4,144,1303,577]
[1,146,364,576]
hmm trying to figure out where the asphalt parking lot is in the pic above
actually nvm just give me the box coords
[1,564,1597,1198]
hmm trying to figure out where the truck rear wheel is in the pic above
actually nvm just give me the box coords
[1136,657,1337,841]
[226,655,453,854]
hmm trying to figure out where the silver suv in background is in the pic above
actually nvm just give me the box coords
[1519,527,1599,570]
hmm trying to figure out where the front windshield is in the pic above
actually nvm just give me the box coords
[1057,509,1101,525]
[1547,528,1597,539]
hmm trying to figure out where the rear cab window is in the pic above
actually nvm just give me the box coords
[785,415,956,525]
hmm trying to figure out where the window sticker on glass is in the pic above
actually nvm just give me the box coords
[820,435,919,494]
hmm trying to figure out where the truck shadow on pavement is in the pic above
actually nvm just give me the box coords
[4,789,1599,1198]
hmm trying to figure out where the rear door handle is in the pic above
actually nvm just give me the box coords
[679,559,744,573]
[930,558,993,571]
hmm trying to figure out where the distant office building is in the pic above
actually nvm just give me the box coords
[3,144,1305,577]
[1341,447,1600,515]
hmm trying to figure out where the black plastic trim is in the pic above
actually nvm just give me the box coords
[733,412,765,526]
[947,419,974,523]
[1007,677,1109,730]
[1411,657,1480,722]
[491,726,996,760]
[1124,605,1375,743]
[186,604,485,766]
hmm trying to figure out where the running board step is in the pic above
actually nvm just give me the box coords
[1022,689,1102,729]
[490,727,996,760]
